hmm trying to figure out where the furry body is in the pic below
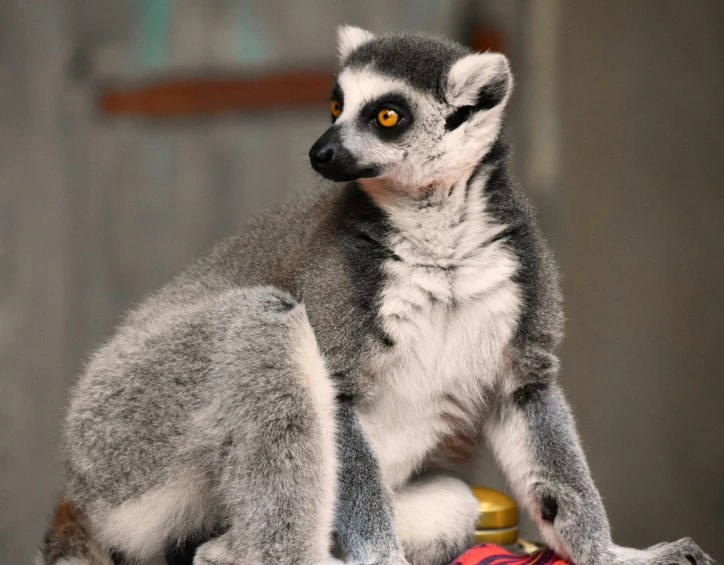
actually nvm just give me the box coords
[42,27,712,565]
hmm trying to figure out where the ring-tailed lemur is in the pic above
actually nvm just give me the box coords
[40,26,713,565]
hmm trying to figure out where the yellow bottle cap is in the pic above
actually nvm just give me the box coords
[474,526,519,546]
[472,486,519,529]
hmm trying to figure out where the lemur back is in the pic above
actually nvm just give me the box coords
[41,26,712,565]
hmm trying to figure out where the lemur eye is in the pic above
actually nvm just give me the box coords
[331,100,342,118]
[377,109,399,127]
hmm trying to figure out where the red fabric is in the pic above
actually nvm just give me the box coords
[451,544,569,565]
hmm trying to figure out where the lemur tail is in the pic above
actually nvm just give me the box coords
[38,497,112,565]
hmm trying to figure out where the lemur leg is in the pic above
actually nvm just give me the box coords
[391,475,479,565]
[187,288,341,565]
[485,377,713,565]
[334,403,409,565]
[76,288,340,565]
[195,532,345,565]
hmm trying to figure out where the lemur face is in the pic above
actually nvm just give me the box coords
[309,26,512,194]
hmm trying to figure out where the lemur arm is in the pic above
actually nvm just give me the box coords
[484,377,610,564]
[484,367,712,565]
[335,401,408,565]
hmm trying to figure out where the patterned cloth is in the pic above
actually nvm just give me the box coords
[452,544,569,565]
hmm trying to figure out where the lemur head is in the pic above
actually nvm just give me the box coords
[309,26,512,196]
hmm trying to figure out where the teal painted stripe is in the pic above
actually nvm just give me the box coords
[136,0,172,71]
[234,2,270,64]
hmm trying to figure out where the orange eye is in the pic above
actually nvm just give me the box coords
[331,100,342,118]
[377,108,399,127]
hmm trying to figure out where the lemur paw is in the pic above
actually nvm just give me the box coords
[610,538,716,565]
[646,538,716,565]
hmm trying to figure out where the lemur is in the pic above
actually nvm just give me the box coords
[40,26,712,565]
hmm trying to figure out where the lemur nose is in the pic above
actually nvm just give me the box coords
[310,145,334,166]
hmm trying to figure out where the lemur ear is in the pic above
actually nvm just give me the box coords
[337,25,375,62]
[444,52,512,112]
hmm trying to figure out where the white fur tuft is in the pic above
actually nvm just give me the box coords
[337,25,375,61]
[393,476,480,548]
[445,52,512,108]
[90,473,215,561]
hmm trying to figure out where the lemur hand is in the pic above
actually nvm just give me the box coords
[608,539,716,565]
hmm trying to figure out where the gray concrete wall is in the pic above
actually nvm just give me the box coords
[557,0,724,555]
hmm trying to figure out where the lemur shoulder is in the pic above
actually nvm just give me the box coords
[40,26,712,565]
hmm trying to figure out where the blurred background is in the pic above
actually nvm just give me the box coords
[1,0,722,562]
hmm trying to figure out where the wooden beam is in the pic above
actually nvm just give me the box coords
[469,27,506,55]
[98,69,335,118]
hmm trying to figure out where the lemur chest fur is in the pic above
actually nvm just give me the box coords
[357,177,522,490]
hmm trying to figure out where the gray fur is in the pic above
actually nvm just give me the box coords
[42,26,713,565]
[334,403,404,565]
[343,31,469,95]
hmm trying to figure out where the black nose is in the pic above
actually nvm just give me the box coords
[310,144,334,167]
[309,126,381,182]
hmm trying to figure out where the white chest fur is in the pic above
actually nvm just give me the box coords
[358,176,522,489]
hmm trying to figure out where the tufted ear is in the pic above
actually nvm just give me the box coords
[444,52,512,128]
[337,25,375,62]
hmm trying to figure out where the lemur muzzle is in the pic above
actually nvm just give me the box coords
[309,126,380,182]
